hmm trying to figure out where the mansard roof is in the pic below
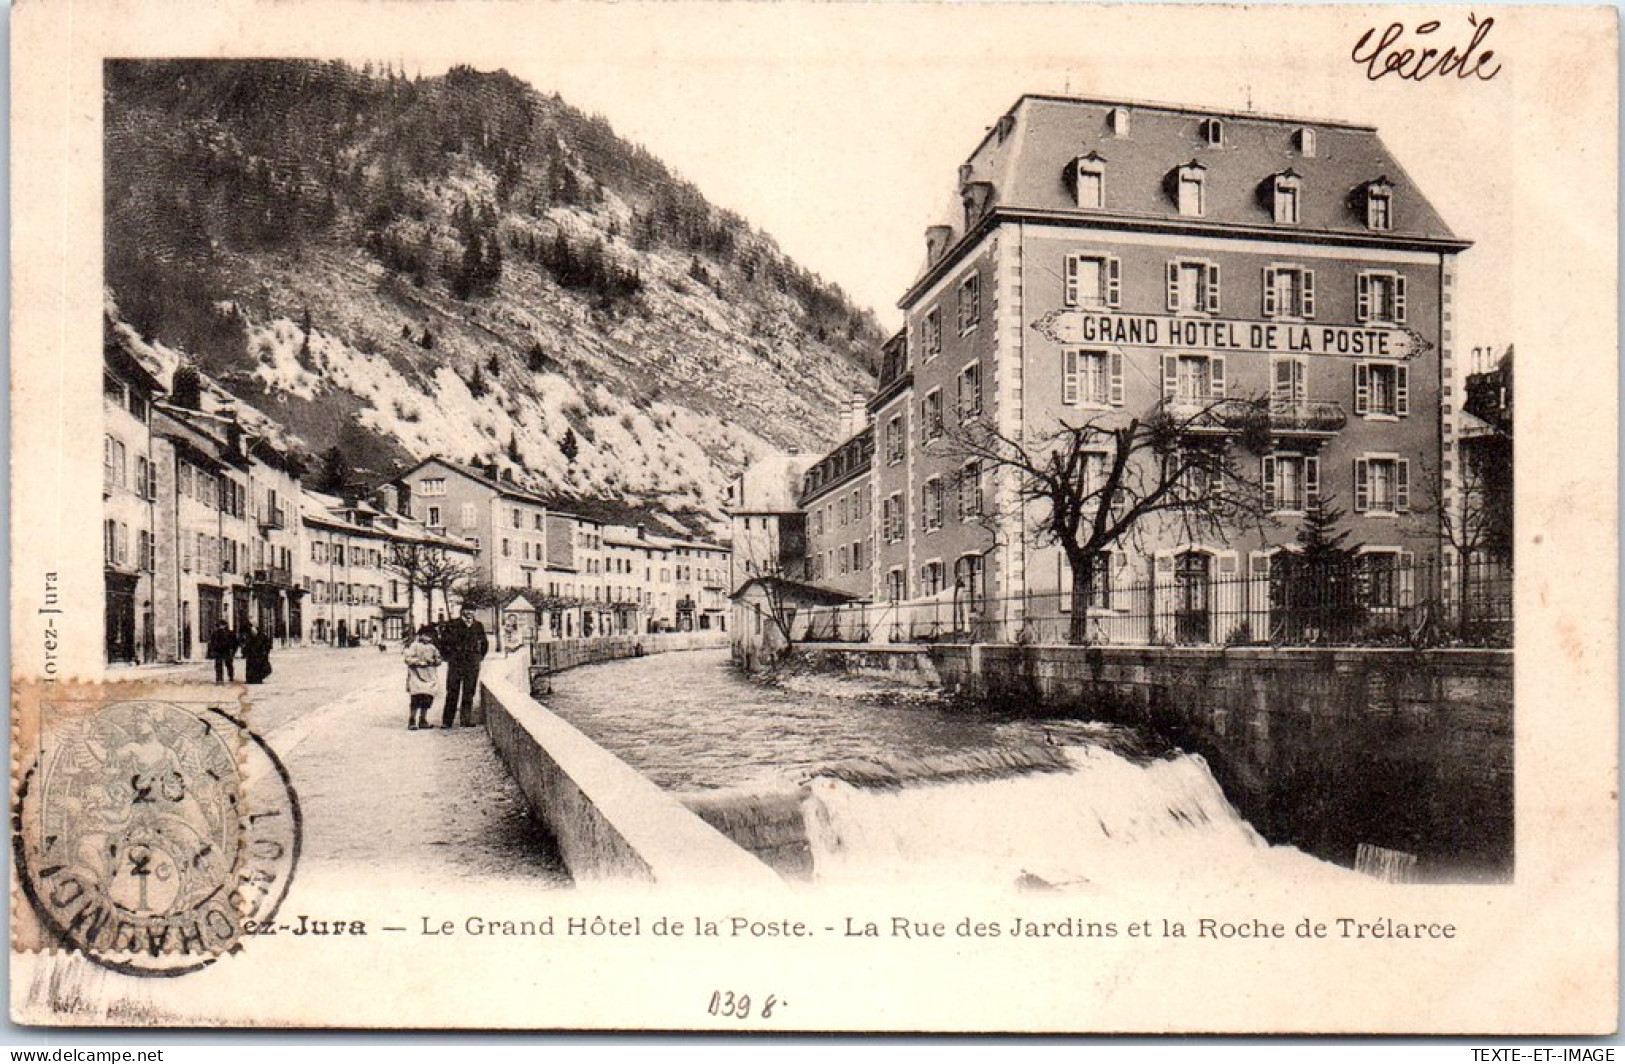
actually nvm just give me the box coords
[905,94,1467,304]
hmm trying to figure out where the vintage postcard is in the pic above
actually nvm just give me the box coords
[9,0,1618,1033]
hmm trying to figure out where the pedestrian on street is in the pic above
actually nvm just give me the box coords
[243,624,274,684]
[403,626,442,731]
[440,606,489,728]
[207,621,239,684]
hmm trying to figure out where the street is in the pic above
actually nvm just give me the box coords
[127,645,571,889]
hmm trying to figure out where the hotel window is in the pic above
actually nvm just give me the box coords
[1296,127,1317,157]
[852,539,865,571]
[1262,265,1315,319]
[885,415,905,464]
[1201,118,1224,146]
[502,538,512,557]
[1356,271,1407,324]
[922,389,944,441]
[958,460,983,518]
[1354,362,1410,418]
[838,496,849,528]
[1163,354,1227,401]
[886,568,906,602]
[427,505,442,527]
[1058,552,1114,611]
[883,492,905,542]
[461,503,477,527]
[1272,357,1308,406]
[850,489,863,522]
[922,478,945,532]
[1108,106,1131,137]
[1263,453,1320,512]
[920,560,945,596]
[138,530,155,572]
[534,514,544,531]
[1178,169,1206,216]
[1075,154,1106,209]
[1167,259,1220,313]
[420,477,446,496]
[958,273,981,334]
[512,508,522,529]
[1063,349,1124,407]
[922,307,942,361]
[1064,254,1121,308]
[1354,456,1410,514]
[838,545,850,575]
[1365,181,1394,230]
[1272,173,1302,224]
[958,362,983,419]
[1359,549,1414,609]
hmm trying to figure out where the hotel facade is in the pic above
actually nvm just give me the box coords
[800,96,1468,642]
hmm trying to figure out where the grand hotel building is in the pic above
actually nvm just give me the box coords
[801,95,1468,640]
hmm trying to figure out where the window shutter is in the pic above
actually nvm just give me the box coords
[1106,257,1121,307]
[1356,274,1372,323]
[1354,363,1370,415]
[1063,349,1079,405]
[1262,267,1277,317]
[1274,358,1295,401]
[1396,459,1411,512]
[1166,261,1180,311]
[1206,263,1222,312]
[1306,456,1320,505]
[1163,355,1178,397]
[1109,352,1125,406]
[1394,275,1408,323]
[1210,355,1226,397]
[1301,270,1315,318]
[1293,359,1307,403]
[1064,254,1080,307]
[1354,458,1370,512]
[1395,365,1410,416]
[1262,456,1277,509]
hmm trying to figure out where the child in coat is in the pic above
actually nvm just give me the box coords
[403,626,442,730]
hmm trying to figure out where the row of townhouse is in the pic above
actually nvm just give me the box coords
[103,327,476,664]
[768,94,1475,645]
[394,457,729,646]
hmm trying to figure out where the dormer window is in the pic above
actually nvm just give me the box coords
[1201,118,1224,146]
[1108,106,1131,137]
[1272,170,1302,224]
[1364,178,1394,230]
[1172,161,1207,216]
[1074,152,1106,209]
[962,180,995,230]
[1295,127,1317,157]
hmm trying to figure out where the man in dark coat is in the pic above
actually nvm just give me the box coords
[440,606,489,728]
[207,621,239,683]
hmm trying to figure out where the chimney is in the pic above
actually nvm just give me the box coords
[837,402,854,441]
[925,225,953,266]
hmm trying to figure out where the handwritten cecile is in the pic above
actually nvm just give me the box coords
[1352,13,1502,82]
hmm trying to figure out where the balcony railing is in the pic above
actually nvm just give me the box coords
[258,507,287,531]
[1267,400,1347,435]
[252,566,293,587]
[1165,398,1347,436]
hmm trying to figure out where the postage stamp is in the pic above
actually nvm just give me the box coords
[12,683,300,977]
[8,0,1619,1035]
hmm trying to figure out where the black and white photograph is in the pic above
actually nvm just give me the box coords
[9,0,1616,1035]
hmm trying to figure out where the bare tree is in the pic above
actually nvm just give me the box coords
[418,549,476,620]
[941,397,1274,644]
[381,540,432,631]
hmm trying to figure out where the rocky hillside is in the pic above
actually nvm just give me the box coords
[105,59,881,536]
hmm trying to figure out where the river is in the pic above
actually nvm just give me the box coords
[545,648,1353,890]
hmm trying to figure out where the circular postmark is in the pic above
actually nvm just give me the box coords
[14,699,301,976]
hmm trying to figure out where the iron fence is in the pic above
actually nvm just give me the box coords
[790,555,1511,649]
